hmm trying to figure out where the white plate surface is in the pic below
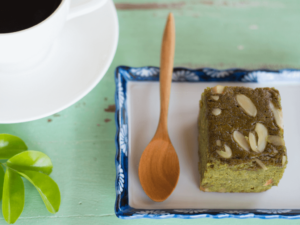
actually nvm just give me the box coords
[128,82,298,209]
[0,0,118,123]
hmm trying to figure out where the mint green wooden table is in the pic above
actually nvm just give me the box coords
[1,0,300,224]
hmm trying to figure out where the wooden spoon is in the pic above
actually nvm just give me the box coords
[138,13,180,202]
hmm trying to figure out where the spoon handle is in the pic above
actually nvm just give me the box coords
[158,13,175,134]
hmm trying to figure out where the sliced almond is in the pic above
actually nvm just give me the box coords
[211,95,219,101]
[236,94,257,117]
[233,131,250,151]
[212,108,221,116]
[282,155,287,166]
[212,85,225,94]
[200,186,210,192]
[216,140,222,146]
[255,123,268,153]
[249,132,258,152]
[263,179,273,186]
[217,144,232,159]
[267,135,285,146]
[269,102,284,129]
[255,159,268,170]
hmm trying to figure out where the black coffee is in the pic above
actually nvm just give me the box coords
[0,0,62,33]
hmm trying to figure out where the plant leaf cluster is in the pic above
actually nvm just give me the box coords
[0,134,60,224]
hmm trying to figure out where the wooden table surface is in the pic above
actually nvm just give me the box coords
[1,0,300,224]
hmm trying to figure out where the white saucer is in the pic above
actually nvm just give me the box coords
[0,0,118,123]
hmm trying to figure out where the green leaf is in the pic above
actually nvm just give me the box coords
[16,170,60,214]
[2,168,24,224]
[7,151,53,175]
[0,134,28,159]
[0,165,4,201]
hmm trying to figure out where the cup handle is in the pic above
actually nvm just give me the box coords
[67,0,107,20]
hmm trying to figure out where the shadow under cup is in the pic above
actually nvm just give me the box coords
[0,0,62,33]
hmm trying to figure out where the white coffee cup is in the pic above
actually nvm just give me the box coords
[0,0,107,72]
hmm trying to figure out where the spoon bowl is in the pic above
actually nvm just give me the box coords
[139,135,180,202]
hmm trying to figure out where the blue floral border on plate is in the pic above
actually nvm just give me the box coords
[114,66,300,219]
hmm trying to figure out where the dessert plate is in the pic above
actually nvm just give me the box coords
[115,66,300,219]
[0,0,118,123]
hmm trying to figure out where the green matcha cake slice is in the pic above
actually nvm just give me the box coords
[198,85,287,193]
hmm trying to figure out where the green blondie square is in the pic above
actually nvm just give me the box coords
[198,85,287,193]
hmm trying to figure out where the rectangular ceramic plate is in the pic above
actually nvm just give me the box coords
[114,66,300,219]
